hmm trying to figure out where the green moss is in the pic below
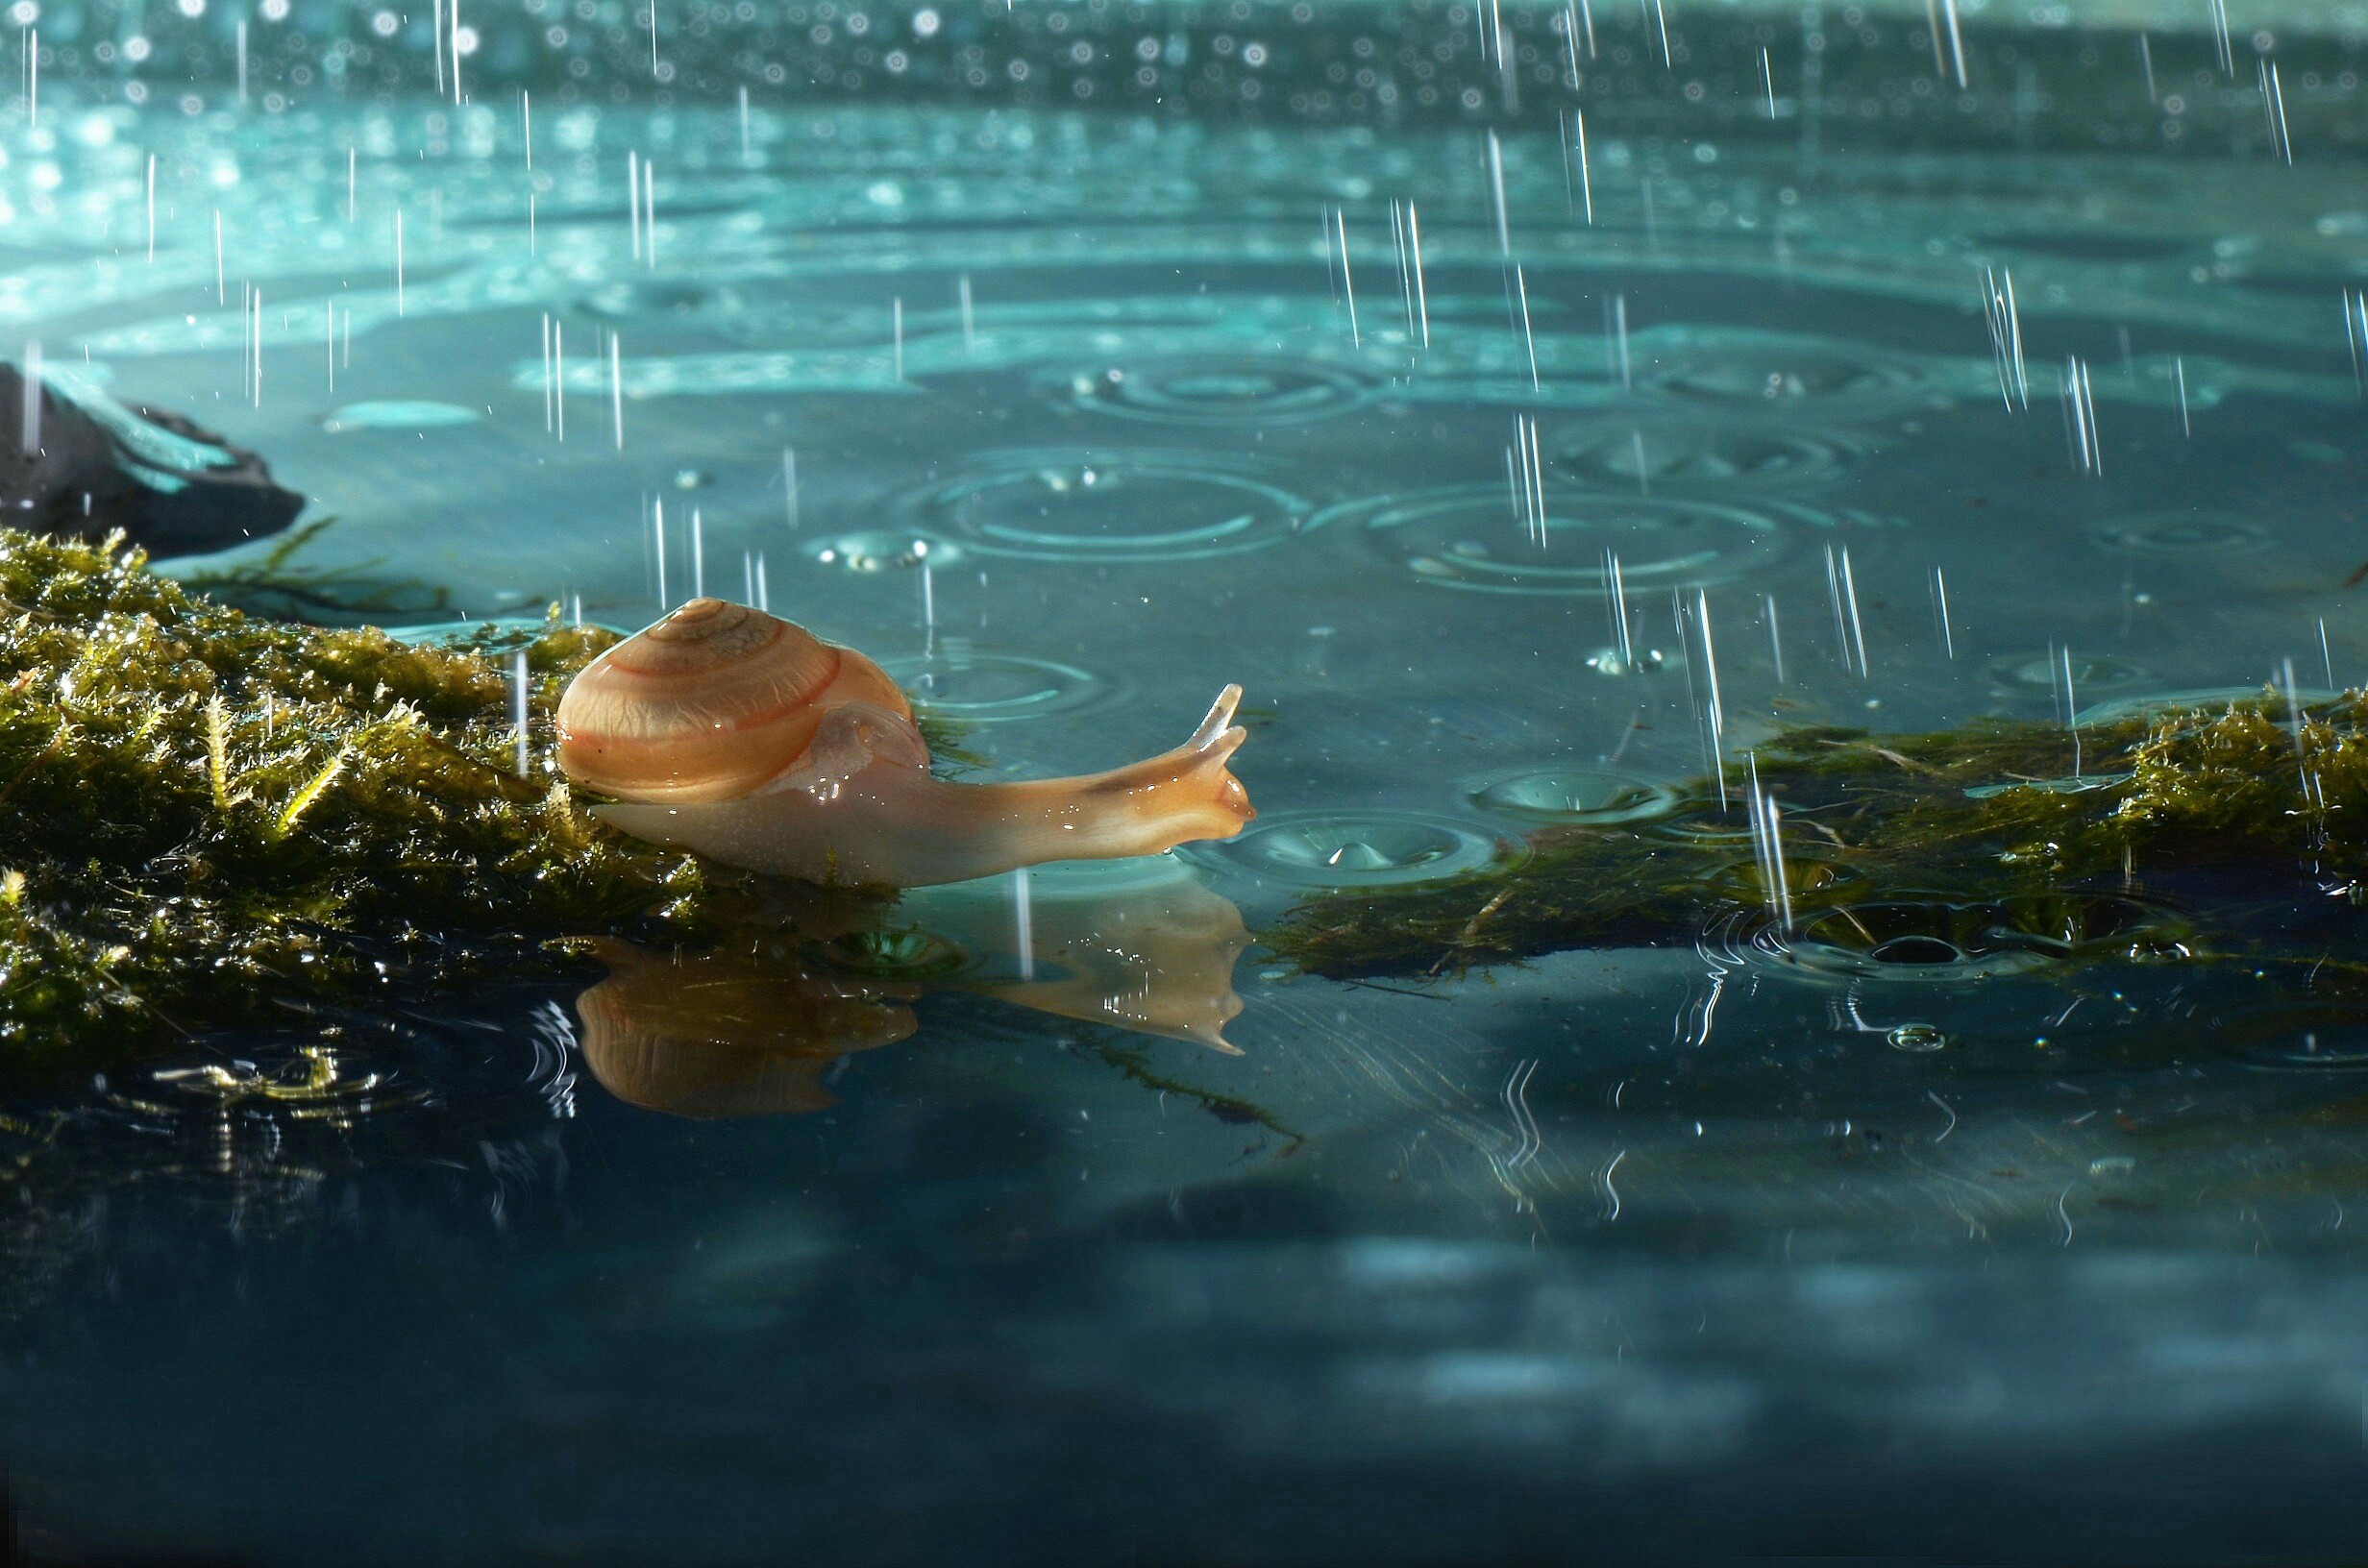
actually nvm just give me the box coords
[1269,698,2365,982]
[0,527,738,1052]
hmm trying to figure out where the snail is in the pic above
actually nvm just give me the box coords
[555,598,1253,887]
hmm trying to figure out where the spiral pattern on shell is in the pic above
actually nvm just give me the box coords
[556,598,912,803]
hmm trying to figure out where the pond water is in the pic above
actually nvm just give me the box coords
[10,4,2368,1561]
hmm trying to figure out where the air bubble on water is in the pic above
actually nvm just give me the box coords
[1887,1023,1949,1053]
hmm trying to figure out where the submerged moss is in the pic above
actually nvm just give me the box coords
[171,516,457,624]
[1270,699,2368,982]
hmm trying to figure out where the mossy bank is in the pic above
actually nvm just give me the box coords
[0,527,728,1051]
[1269,695,2368,988]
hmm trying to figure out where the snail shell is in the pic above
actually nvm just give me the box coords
[555,598,916,803]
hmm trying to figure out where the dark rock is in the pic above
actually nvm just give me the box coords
[0,362,305,559]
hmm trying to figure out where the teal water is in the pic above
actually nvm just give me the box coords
[11,10,2368,1561]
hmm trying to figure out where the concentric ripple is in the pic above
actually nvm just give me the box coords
[2085,512,2271,558]
[1987,651,2151,698]
[1335,486,1797,595]
[900,451,1313,562]
[2213,1006,2368,1070]
[1052,355,1376,426]
[1552,424,1863,496]
[882,645,1108,723]
[2075,684,2340,726]
[1188,809,1512,888]
[1649,341,1932,412]
[1465,766,1682,826]
[1750,894,2179,985]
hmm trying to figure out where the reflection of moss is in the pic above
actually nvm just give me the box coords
[0,528,731,1052]
[1270,701,2361,982]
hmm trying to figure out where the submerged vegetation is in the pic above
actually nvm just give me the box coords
[1270,698,2368,984]
[171,516,458,624]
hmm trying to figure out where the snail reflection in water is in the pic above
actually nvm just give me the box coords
[575,866,1252,1118]
[555,598,1254,886]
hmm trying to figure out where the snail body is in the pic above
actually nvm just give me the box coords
[555,599,1253,887]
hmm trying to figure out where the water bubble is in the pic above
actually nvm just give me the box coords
[1887,1022,1948,1052]
[1466,766,1680,826]
[901,450,1311,562]
[1188,810,1513,888]
[1585,648,1665,676]
[810,530,961,573]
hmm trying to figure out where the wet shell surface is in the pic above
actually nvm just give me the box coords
[555,598,913,803]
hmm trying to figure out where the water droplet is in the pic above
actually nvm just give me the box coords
[1585,648,1665,676]
[1467,766,1680,825]
[809,529,960,573]
[1649,336,1933,411]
